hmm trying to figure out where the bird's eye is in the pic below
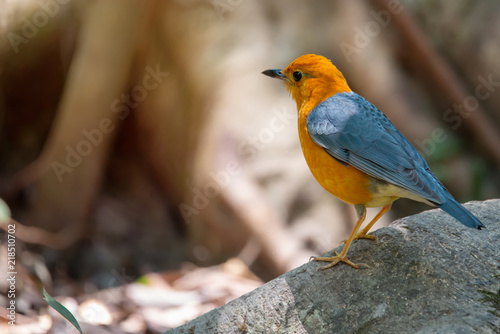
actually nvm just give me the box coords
[292,71,302,82]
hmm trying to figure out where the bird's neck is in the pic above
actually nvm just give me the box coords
[296,79,351,118]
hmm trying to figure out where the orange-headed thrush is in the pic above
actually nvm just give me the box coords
[262,54,484,270]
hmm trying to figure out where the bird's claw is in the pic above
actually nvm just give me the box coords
[339,232,379,246]
[310,250,369,270]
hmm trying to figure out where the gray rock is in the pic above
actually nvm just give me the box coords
[167,200,500,334]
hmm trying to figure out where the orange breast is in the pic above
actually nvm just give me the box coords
[298,115,373,205]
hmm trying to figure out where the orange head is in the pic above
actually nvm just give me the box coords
[262,54,351,112]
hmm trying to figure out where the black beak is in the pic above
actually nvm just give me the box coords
[262,69,287,80]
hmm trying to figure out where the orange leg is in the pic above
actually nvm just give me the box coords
[341,203,392,244]
[310,204,368,270]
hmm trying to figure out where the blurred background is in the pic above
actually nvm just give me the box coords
[1,0,499,332]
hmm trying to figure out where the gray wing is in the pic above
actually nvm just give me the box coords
[307,92,444,204]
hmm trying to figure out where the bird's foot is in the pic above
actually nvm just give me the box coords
[340,232,378,245]
[309,250,369,270]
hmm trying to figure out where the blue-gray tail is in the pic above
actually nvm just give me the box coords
[439,196,485,229]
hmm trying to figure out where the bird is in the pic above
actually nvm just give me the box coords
[262,54,484,270]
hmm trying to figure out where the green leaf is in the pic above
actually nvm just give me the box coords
[43,288,83,334]
[0,198,11,225]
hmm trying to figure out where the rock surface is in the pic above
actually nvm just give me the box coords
[167,200,500,334]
